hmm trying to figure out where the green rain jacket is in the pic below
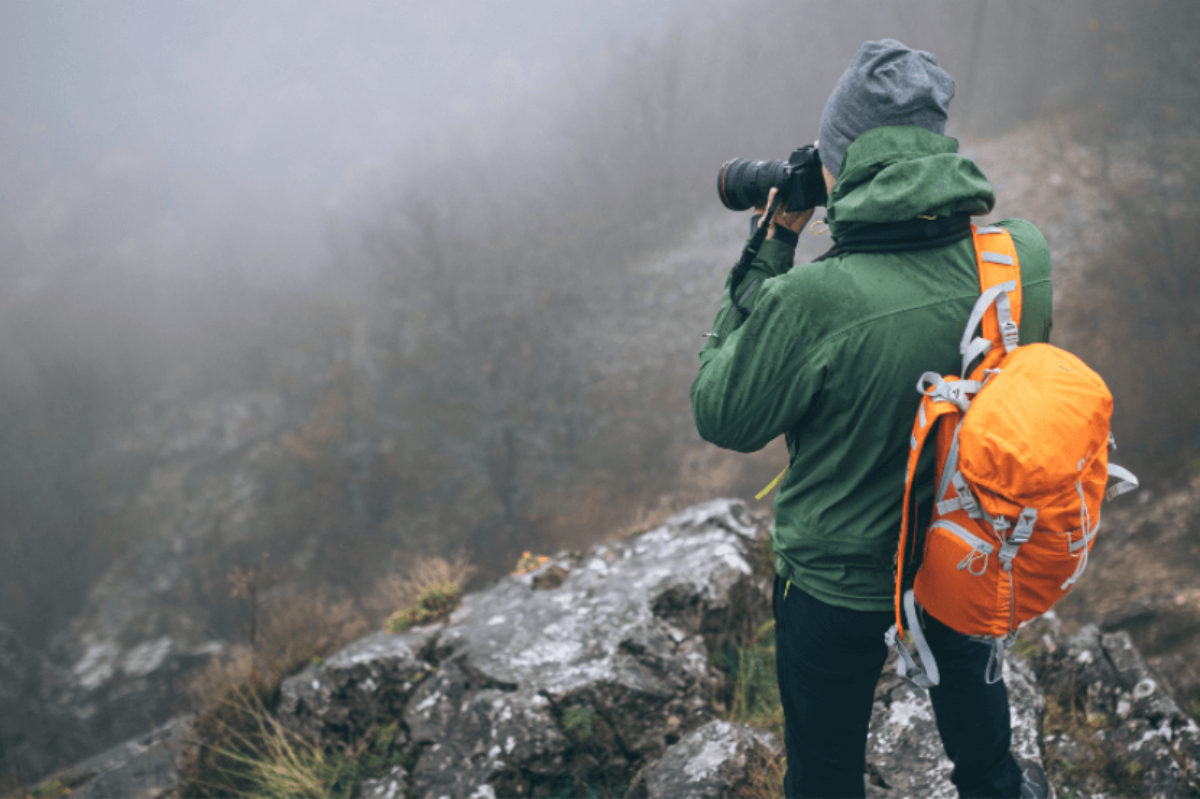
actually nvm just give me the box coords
[691,126,1052,612]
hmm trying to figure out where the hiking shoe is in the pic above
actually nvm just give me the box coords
[1018,760,1051,799]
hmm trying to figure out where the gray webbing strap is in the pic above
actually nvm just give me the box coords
[903,590,940,688]
[959,280,1018,365]
[950,472,983,519]
[936,496,963,515]
[961,336,994,378]
[994,290,1019,352]
[981,251,1014,265]
[1105,463,1139,500]
[917,373,980,412]
[886,591,940,691]
[936,419,966,507]
[998,507,1037,572]
[1069,520,1100,553]
[975,225,1004,235]
[984,638,1007,685]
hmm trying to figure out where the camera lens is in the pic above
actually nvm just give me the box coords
[717,158,790,211]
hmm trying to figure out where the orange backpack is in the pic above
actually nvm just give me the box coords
[885,224,1138,688]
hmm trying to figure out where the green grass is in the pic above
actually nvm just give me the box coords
[562,708,595,743]
[723,618,784,738]
[180,684,405,798]
[709,617,786,796]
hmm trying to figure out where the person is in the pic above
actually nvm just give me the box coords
[691,40,1053,799]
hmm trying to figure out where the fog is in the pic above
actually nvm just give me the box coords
[0,0,1196,659]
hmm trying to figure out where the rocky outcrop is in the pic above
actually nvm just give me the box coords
[23,499,1200,799]
[865,653,1045,799]
[1029,613,1200,799]
[278,627,439,752]
[31,715,193,799]
[0,620,218,785]
[275,498,774,798]
[0,625,90,783]
[624,720,781,799]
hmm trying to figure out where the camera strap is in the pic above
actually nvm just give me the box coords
[727,192,784,315]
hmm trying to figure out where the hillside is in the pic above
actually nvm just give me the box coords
[11,500,1200,798]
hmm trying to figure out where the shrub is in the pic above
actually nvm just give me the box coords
[377,554,475,633]
[180,589,373,796]
[186,589,370,714]
[725,619,783,739]
[182,685,359,799]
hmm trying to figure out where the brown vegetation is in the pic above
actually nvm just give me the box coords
[371,554,476,633]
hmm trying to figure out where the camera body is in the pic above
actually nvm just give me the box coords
[717,145,827,213]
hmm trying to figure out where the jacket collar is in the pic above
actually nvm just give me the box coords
[824,126,995,241]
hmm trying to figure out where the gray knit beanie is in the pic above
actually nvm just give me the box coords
[818,39,955,179]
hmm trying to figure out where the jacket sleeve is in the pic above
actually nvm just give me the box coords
[691,238,824,453]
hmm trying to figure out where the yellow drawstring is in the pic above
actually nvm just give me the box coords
[756,465,789,500]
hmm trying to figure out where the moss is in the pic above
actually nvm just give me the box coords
[385,579,463,632]
[30,782,66,799]
[380,555,474,633]
[1042,693,1151,798]
[562,707,595,743]
[1010,637,1041,659]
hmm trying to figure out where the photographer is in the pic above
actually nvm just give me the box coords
[692,40,1053,799]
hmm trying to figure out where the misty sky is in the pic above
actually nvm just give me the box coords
[1,1,693,273]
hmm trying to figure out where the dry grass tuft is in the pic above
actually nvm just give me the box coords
[372,553,476,633]
[186,588,369,714]
[181,684,360,799]
[740,747,787,799]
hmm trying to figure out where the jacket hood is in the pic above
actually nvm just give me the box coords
[824,125,995,240]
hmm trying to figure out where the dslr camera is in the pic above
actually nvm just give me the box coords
[717,144,827,213]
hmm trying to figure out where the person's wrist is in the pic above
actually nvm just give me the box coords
[771,225,799,248]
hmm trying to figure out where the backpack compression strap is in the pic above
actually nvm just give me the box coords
[966,225,1023,375]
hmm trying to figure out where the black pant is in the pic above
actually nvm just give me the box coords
[772,576,1022,798]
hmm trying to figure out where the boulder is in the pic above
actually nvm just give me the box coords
[288,498,772,798]
[404,668,570,798]
[31,715,193,799]
[430,500,770,766]
[278,627,441,751]
[1032,616,1200,798]
[0,622,214,786]
[864,652,1045,799]
[0,624,89,783]
[624,720,781,799]
[358,765,409,799]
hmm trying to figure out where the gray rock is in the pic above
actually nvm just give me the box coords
[407,683,569,799]
[275,498,772,797]
[359,765,409,799]
[35,714,192,799]
[433,498,771,769]
[864,652,1045,799]
[277,627,440,751]
[0,624,90,783]
[624,720,781,799]
[1034,622,1200,798]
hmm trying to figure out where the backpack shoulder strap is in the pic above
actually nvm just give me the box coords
[961,225,1024,377]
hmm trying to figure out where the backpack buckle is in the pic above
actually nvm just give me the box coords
[951,473,982,519]
[1000,319,1019,352]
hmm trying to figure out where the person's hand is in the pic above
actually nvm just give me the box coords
[755,187,814,240]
